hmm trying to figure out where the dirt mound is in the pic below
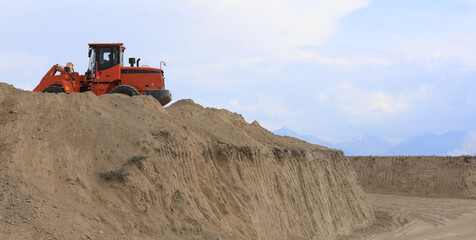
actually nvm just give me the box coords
[349,156,476,198]
[0,83,373,239]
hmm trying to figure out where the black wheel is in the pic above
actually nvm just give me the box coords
[42,85,65,93]
[109,85,139,97]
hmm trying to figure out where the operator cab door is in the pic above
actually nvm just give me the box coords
[88,46,122,82]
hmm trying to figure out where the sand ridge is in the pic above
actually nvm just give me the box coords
[0,83,373,240]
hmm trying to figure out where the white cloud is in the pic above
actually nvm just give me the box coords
[140,0,374,87]
[177,0,370,61]
[318,82,434,123]
[448,131,476,156]
[202,0,369,48]
[367,92,407,114]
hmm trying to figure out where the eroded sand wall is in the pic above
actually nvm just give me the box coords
[349,156,476,198]
[0,83,373,240]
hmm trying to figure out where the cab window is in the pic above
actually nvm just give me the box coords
[97,47,120,71]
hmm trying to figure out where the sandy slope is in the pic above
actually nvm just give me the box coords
[349,156,476,198]
[0,83,373,240]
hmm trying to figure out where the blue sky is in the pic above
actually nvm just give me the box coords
[1,0,475,145]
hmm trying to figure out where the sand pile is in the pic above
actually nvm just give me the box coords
[0,83,373,240]
[350,156,476,198]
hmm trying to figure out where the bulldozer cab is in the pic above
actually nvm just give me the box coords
[87,43,124,79]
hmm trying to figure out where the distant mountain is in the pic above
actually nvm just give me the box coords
[273,127,298,137]
[383,131,468,156]
[335,135,394,156]
[273,127,472,156]
[273,127,334,148]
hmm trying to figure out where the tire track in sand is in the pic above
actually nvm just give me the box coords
[341,193,476,240]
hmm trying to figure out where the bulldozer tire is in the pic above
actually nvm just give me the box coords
[109,85,139,97]
[42,86,65,93]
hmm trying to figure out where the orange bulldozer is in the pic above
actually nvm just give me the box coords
[33,43,172,106]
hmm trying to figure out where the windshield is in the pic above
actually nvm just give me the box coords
[97,46,120,71]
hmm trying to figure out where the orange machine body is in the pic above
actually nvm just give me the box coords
[33,43,171,106]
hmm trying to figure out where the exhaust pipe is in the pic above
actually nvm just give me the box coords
[137,58,141,67]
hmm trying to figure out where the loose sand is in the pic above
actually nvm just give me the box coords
[341,194,476,240]
[0,83,373,240]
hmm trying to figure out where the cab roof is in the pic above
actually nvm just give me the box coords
[88,43,123,47]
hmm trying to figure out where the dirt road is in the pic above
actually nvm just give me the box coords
[343,194,476,240]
